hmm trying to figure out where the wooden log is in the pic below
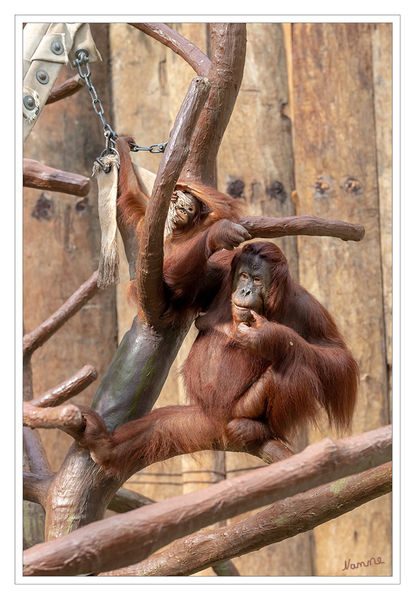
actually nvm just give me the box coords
[290,22,391,576]
[23,425,391,576]
[23,159,90,197]
[372,23,392,414]
[104,462,391,576]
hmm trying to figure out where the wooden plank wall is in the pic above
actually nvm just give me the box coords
[23,25,118,472]
[26,22,392,576]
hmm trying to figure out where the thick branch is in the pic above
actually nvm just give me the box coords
[130,23,211,77]
[23,425,391,576]
[23,271,98,358]
[23,159,90,197]
[46,74,85,105]
[23,403,84,439]
[182,24,246,184]
[239,214,365,242]
[107,462,391,576]
[32,365,98,408]
[24,472,53,507]
[137,77,211,325]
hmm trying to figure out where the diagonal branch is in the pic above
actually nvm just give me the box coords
[23,272,98,358]
[23,425,391,576]
[136,76,211,326]
[129,23,211,77]
[105,462,391,576]
[31,365,98,408]
[46,74,85,105]
[23,159,90,197]
[239,214,365,242]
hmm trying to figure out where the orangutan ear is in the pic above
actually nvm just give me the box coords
[199,200,211,216]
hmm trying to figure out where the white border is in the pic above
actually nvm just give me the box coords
[10,6,406,593]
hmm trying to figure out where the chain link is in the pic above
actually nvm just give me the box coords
[72,49,167,170]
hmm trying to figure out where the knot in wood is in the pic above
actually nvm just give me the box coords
[313,176,331,195]
[341,176,363,194]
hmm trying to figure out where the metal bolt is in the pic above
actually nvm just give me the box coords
[50,40,64,55]
[23,95,36,110]
[36,69,49,84]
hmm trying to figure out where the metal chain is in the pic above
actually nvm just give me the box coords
[72,49,167,171]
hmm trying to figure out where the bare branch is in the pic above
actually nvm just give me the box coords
[46,74,85,105]
[23,272,98,358]
[105,462,391,576]
[23,425,391,576]
[32,365,98,408]
[137,77,211,325]
[24,472,53,507]
[107,486,240,576]
[130,23,211,77]
[23,159,90,197]
[240,214,365,242]
[23,403,84,439]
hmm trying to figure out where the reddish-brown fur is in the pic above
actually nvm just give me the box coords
[115,134,242,311]
[81,241,358,479]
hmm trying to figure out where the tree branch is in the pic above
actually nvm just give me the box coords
[24,472,53,507]
[105,462,391,576]
[31,365,98,408]
[23,425,391,576]
[136,76,211,326]
[45,74,85,105]
[239,214,365,242]
[23,272,98,358]
[23,403,84,439]
[23,159,90,197]
[130,23,211,77]
[182,24,246,185]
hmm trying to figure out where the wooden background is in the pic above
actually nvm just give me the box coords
[23,22,392,576]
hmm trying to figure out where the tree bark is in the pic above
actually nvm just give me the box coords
[23,425,391,576]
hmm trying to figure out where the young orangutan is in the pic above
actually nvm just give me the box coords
[115,134,248,311]
[80,241,359,479]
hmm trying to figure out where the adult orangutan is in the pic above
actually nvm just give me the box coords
[80,240,359,478]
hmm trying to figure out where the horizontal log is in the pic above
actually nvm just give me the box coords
[23,403,84,438]
[23,159,90,197]
[240,214,365,242]
[23,425,391,576]
[104,462,391,576]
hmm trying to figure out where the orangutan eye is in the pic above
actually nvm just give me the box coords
[240,272,249,280]
[253,276,262,284]
[188,206,195,213]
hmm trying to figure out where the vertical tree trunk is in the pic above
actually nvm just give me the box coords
[43,24,247,539]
